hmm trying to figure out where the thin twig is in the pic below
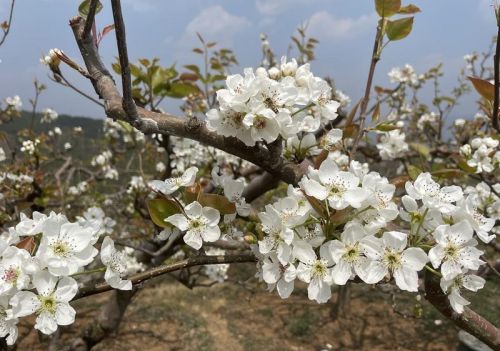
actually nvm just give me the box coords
[350,24,383,158]
[492,24,500,132]
[0,0,16,47]
[82,0,99,39]
[52,73,104,107]
[111,0,138,122]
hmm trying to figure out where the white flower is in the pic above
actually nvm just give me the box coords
[0,296,18,345]
[9,271,77,335]
[243,108,282,144]
[155,161,166,173]
[0,247,31,294]
[440,271,485,314]
[5,96,22,111]
[166,201,221,250]
[262,253,296,298]
[376,130,409,160]
[428,221,484,280]
[41,108,58,123]
[327,223,375,285]
[361,231,428,292]
[320,128,342,150]
[301,158,368,209]
[294,240,334,303]
[100,237,132,290]
[453,195,496,243]
[36,215,98,276]
[0,147,6,162]
[258,209,294,264]
[405,172,463,214]
[148,166,198,195]
[222,177,251,216]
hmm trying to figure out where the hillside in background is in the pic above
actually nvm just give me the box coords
[0,111,105,162]
[1,110,104,139]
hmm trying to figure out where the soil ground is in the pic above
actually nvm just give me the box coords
[15,263,499,351]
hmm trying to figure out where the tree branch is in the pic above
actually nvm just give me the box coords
[74,253,256,300]
[68,16,302,185]
[424,271,500,349]
[350,24,383,158]
[492,23,500,132]
[110,0,138,122]
[0,0,16,47]
[82,0,99,39]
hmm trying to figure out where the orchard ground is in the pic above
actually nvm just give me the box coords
[15,263,499,351]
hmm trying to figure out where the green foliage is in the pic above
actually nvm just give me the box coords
[147,198,181,228]
[78,0,102,18]
[375,0,401,18]
[386,17,414,41]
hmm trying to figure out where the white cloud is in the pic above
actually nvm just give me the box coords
[255,0,313,16]
[182,5,251,46]
[307,11,377,41]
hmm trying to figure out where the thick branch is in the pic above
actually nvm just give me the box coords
[69,16,302,185]
[424,271,500,349]
[110,0,138,121]
[74,253,256,300]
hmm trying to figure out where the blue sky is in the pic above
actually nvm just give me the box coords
[0,0,495,119]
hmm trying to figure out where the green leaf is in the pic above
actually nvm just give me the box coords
[374,122,399,131]
[457,158,477,174]
[467,76,495,101]
[407,165,422,180]
[431,169,463,179]
[78,0,103,18]
[184,64,201,75]
[375,0,401,18]
[410,142,431,158]
[398,4,421,14]
[147,198,181,228]
[166,82,200,98]
[197,193,236,215]
[386,17,414,41]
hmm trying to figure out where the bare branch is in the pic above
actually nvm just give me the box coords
[492,23,500,132]
[350,23,383,158]
[0,0,16,47]
[110,0,138,122]
[82,0,99,39]
[74,253,256,300]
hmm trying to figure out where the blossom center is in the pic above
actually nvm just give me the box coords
[342,244,360,263]
[38,295,57,315]
[51,240,70,257]
[383,250,401,271]
[2,266,19,285]
[311,260,328,278]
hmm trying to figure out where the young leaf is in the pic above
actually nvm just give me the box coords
[197,193,236,215]
[375,0,401,18]
[147,198,181,228]
[410,142,431,158]
[407,165,422,180]
[374,122,399,131]
[467,76,495,101]
[398,4,421,14]
[78,0,103,18]
[386,17,414,41]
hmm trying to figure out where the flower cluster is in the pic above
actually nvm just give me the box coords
[0,209,131,342]
[41,108,58,123]
[460,137,499,173]
[206,56,340,146]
